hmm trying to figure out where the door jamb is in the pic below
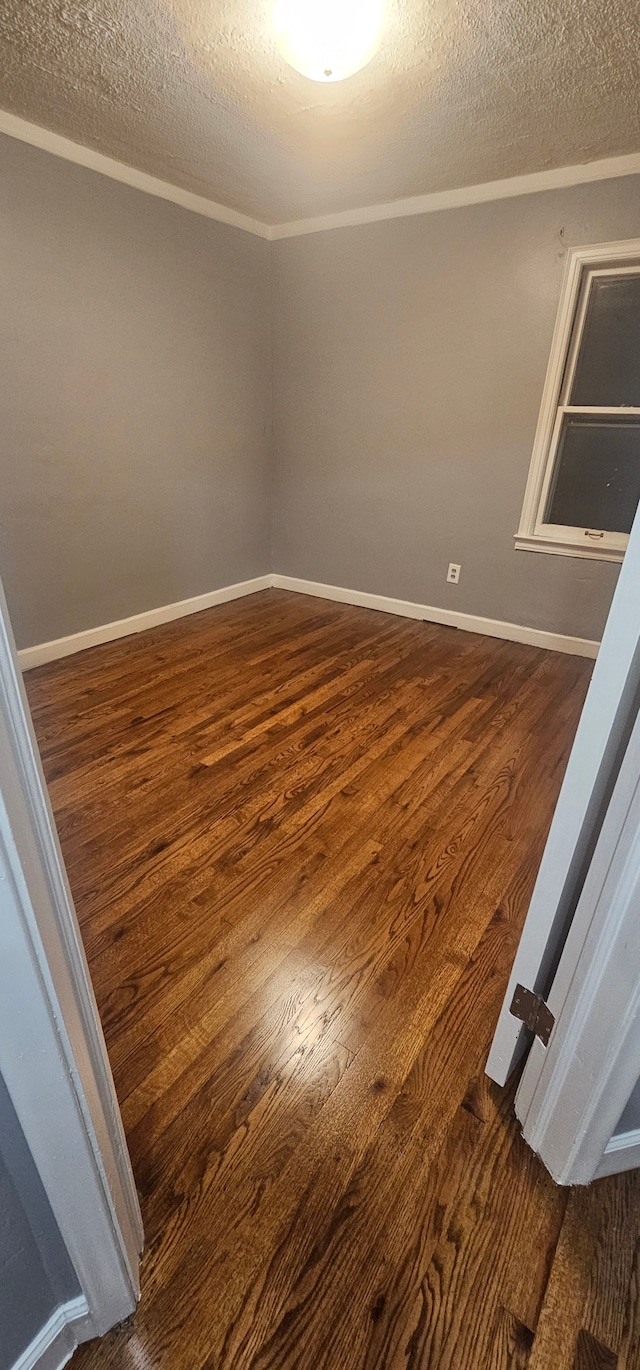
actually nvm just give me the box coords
[514,704,640,1185]
[0,578,142,1339]
[486,502,640,1086]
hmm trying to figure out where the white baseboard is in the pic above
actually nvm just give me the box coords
[18,571,600,670]
[12,1297,91,1370]
[596,1127,640,1179]
[18,576,272,670]
[270,574,600,659]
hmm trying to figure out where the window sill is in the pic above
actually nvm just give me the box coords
[514,533,625,564]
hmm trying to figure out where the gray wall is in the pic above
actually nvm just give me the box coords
[615,1076,640,1136]
[1,133,639,650]
[0,134,271,650]
[0,1073,79,1369]
[272,176,640,641]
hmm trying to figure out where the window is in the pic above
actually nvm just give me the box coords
[516,241,640,563]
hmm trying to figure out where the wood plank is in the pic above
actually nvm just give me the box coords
[582,1174,639,1356]
[490,1307,535,1370]
[572,1329,618,1370]
[619,1238,640,1370]
[528,1190,610,1370]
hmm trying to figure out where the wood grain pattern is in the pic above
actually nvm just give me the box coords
[572,1330,618,1370]
[490,1307,535,1370]
[22,589,640,1369]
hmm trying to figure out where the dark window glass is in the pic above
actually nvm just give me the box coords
[570,273,640,407]
[545,415,640,533]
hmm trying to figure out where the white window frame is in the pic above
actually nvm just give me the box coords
[516,239,640,563]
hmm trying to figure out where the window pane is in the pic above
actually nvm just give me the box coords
[545,415,640,533]
[570,273,640,407]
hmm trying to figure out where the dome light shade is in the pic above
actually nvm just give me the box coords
[273,0,383,82]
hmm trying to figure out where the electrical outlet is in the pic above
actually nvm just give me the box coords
[447,563,461,584]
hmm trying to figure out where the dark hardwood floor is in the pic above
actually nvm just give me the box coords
[24,589,640,1369]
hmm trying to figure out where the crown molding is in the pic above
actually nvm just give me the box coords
[268,151,640,239]
[0,109,271,238]
[1,107,640,243]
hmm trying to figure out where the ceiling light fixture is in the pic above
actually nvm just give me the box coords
[273,0,383,82]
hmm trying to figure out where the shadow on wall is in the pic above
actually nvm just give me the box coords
[0,1073,80,1370]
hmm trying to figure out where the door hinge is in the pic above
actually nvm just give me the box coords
[509,984,555,1047]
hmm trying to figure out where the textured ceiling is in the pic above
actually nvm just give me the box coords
[0,0,639,224]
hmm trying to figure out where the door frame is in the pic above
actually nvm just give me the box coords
[486,498,640,1086]
[0,577,142,1343]
[514,701,640,1185]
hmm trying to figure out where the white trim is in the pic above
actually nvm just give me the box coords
[487,496,640,1087]
[0,110,270,239]
[596,1127,640,1179]
[0,574,142,1334]
[270,575,599,657]
[268,154,640,239]
[513,534,624,563]
[18,577,272,669]
[11,1296,90,1370]
[516,241,640,562]
[1,110,640,242]
[514,703,640,1184]
[18,574,598,673]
